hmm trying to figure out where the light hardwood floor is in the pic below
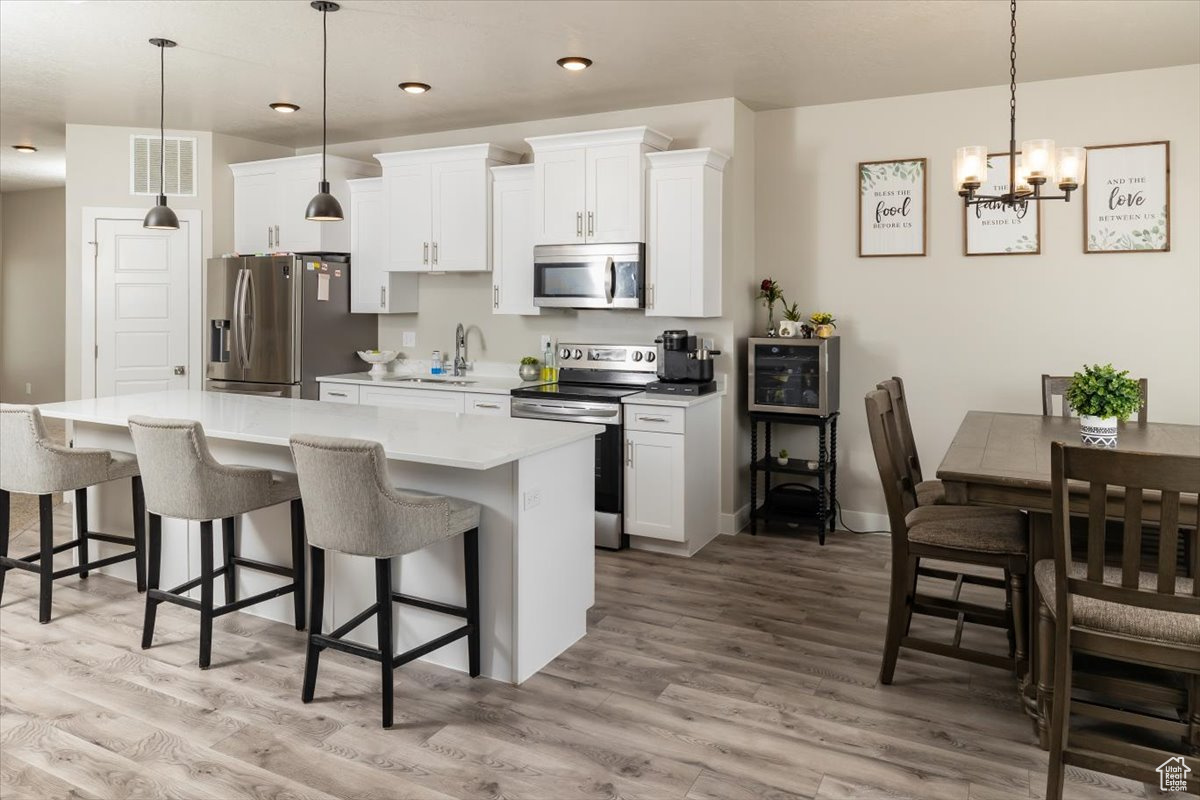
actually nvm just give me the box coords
[0,506,1165,800]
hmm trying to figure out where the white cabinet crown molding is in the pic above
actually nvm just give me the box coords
[645,147,730,171]
[491,163,534,181]
[525,126,673,153]
[347,176,383,190]
[229,152,377,177]
[374,143,522,167]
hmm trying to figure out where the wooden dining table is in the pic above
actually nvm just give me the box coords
[936,411,1200,743]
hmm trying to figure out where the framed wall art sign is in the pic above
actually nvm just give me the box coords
[1084,141,1170,253]
[963,152,1041,256]
[858,157,926,257]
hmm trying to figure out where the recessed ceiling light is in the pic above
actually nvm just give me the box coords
[269,102,300,113]
[398,82,431,94]
[11,145,38,153]
[556,56,592,71]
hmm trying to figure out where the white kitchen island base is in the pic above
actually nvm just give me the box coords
[42,391,598,684]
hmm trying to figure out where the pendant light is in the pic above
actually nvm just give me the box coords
[144,37,180,230]
[305,1,343,222]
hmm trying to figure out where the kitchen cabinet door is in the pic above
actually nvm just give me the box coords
[360,386,465,413]
[624,430,686,542]
[586,143,642,244]
[349,180,418,314]
[319,383,360,404]
[275,163,325,254]
[431,159,487,271]
[233,169,278,254]
[491,165,539,315]
[533,148,586,245]
[386,163,433,271]
[464,393,510,416]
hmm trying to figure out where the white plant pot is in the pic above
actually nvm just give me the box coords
[776,456,789,466]
[777,320,797,338]
[1080,415,1118,448]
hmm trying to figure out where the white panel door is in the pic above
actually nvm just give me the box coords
[349,184,387,313]
[492,167,539,315]
[624,430,686,542]
[275,163,323,254]
[233,169,277,254]
[586,143,640,243]
[95,219,191,397]
[386,163,433,271]
[533,148,585,245]
[646,169,697,317]
[432,159,486,271]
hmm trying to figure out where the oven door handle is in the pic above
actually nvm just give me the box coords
[603,256,614,304]
[512,401,619,419]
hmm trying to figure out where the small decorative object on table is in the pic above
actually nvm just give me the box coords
[357,349,400,377]
[777,448,789,466]
[757,278,784,337]
[519,356,541,382]
[778,301,802,338]
[1065,363,1143,447]
[809,312,836,339]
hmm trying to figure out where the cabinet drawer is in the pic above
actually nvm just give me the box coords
[360,386,465,414]
[625,404,685,434]
[464,393,511,416]
[319,384,360,404]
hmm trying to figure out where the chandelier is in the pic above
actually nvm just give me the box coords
[956,0,1084,208]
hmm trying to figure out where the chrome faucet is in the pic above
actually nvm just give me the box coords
[453,323,467,376]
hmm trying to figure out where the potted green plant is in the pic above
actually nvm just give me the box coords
[778,301,802,337]
[519,356,541,382]
[777,448,789,466]
[1065,363,1143,447]
[809,312,836,339]
[757,278,784,336]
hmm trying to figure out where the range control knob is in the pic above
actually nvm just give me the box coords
[559,347,571,359]
[573,349,583,360]
[632,351,643,362]
[646,351,656,363]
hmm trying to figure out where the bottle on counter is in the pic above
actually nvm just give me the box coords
[541,342,554,382]
[431,350,443,375]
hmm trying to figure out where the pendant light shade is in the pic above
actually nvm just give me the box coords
[144,38,179,231]
[306,1,343,222]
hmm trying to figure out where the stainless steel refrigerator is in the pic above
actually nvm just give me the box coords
[205,253,376,399]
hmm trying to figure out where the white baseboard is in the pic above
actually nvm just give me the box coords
[720,503,751,535]
[719,504,890,536]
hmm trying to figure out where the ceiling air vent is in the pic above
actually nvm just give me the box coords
[130,134,196,197]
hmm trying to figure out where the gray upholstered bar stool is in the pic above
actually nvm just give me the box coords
[1,404,145,623]
[290,434,481,729]
[128,416,306,669]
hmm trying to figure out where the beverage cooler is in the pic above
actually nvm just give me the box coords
[747,337,840,416]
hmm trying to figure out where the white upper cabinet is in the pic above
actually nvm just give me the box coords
[230,154,376,255]
[490,164,540,316]
[645,148,728,318]
[375,144,521,273]
[347,178,418,314]
[527,127,672,246]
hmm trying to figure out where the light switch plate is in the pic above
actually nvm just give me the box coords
[402,330,416,347]
[523,489,542,510]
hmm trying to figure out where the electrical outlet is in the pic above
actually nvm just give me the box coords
[402,330,416,347]
[24,382,32,395]
[523,489,542,510]
[539,335,552,353]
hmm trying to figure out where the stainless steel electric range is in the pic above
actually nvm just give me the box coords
[510,342,657,550]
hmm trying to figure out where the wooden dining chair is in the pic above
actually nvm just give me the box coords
[877,377,945,506]
[1041,374,1149,424]
[865,389,1030,683]
[1042,442,1199,800]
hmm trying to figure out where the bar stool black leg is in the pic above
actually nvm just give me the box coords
[38,494,53,623]
[464,528,481,678]
[75,488,89,579]
[199,522,215,669]
[375,558,394,729]
[221,517,236,605]
[131,477,146,592]
[301,545,325,704]
[142,513,162,648]
[0,489,10,602]
[290,499,305,631]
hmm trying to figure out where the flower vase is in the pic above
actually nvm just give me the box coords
[766,304,776,337]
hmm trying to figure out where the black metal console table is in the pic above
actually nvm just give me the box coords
[748,411,838,544]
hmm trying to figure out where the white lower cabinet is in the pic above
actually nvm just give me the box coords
[320,382,512,417]
[623,400,721,553]
[319,384,360,404]
[464,393,511,416]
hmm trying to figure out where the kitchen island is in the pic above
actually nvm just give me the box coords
[37,390,600,683]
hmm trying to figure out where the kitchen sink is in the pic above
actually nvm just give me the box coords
[386,377,477,386]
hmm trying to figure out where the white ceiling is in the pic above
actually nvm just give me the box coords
[2,0,1198,192]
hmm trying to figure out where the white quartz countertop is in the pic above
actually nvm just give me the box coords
[318,371,545,396]
[38,391,601,471]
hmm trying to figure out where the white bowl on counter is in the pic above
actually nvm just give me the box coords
[357,350,401,377]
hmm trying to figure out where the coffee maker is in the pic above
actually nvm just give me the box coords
[646,330,720,396]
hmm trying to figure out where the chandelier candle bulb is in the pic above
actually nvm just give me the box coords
[1056,146,1085,189]
[1013,155,1034,197]
[1020,139,1055,183]
[955,146,988,192]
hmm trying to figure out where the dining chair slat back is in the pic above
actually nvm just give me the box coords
[877,377,923,486]
[864,389,917,530]
[1041,374,1149,424]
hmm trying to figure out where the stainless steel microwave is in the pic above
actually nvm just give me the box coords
[747,336,840,416]
[533,243,645,309]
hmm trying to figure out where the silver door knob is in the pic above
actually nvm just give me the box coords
[173,366,186,375]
